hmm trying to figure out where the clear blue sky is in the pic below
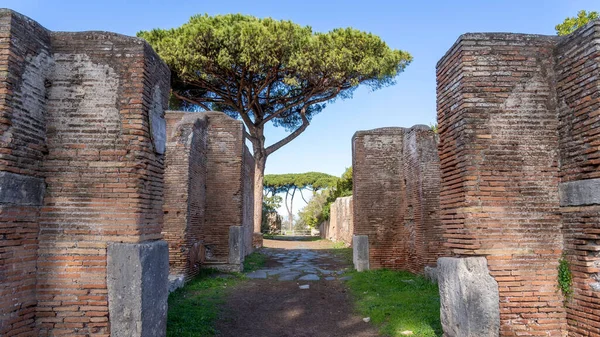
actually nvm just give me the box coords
[4,1,597,216]
[5,0,596,177]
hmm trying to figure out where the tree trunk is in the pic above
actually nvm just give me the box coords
[253,150,267,234]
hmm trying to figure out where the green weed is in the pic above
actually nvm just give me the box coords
[166,269,241,337]
[243,251,267,272]
[346,269,442,337]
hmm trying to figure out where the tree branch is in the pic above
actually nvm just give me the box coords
[264,88,341,156]
[265,108,309,156]
[299,188,309,204]
[172,91,211,111]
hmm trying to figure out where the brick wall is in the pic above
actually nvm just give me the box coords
[0,10,51,336]
[556,21,600,337]
[35,30,169,336]
[352,126,442,274]
[0,9,171,336]
[321,196,353,246]
[164,112,208,281]
[437,33,567,336]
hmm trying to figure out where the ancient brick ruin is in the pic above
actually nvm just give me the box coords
[350,20,600,337]
[164,111,254,281]
[320,196,353,246]
[0,9,254,336]
[3,6,600,337]
[435,22,600,336]
[352,126,443,274]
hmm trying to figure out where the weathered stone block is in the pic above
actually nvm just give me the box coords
[0,172,45,206]
[229,225,244,265]
[559,178,600,206]
[353,235,370,271]
[107,240,169,337]
[437,257,499,337]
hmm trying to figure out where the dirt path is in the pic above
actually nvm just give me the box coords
[214,238,381,337]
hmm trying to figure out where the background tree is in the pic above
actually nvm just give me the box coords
[556,10,599,36]
[263,172,338,228]
[261,195,282,233]
[321,167,353,220]
[138,14,412,233]
[298,189,330,229]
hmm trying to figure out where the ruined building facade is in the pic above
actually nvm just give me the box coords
[0,9,254,337]
[351,21,600,337]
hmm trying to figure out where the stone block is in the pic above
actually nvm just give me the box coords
[0,172,45,206]
[559,178,600,206]
[353,235,370,271]
[437,257,499,337]
[229,225,244,265]
[107,240,169,337]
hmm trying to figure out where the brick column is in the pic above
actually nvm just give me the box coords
[0,9,51,336]
[352,126,442,274]
[436,33,566,336]
[555,20,600,337]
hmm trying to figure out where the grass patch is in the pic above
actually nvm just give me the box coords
[167,269,241,336]
[243,251,267,272]
[346,269,442,337]
[330,241,353,264]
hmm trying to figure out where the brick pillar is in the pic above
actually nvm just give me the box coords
[555,20,600,337]
[0,9,51,336]
[163,112,208,288]
[352,126,441,273]
[436,33,566,336]
[37,28,170,337]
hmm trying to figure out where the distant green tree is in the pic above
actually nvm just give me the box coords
[556,10,599,36]
[321,167,353,220]
[263,172,338,227]
[298,189,330,229]
[138,14,412,233]
[261,195,282,233]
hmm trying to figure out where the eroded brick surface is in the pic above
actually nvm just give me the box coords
[0,9,170,336]
[163,111,255,278]
[436,25,600,335]
[556,22,600,337]
[352,126,443,274]
[321,196,353,246]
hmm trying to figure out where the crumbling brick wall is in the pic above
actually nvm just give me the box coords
[0,9,171,336]
[0,9,51,335]
[163,111,255,278]
[555,21,600,337]
[352,126,442,274]
[436,31,589,336]
[164,112,208,282]
[321,196,353,246]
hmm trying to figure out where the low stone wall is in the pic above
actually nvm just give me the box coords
[320,196,353,246]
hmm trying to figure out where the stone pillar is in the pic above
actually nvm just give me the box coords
[107,241,169,337]
[437,257,499,337]
[353,235,370,271]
